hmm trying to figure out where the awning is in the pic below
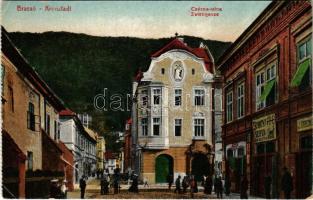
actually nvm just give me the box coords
[290,58,311,87]
[259,79,275,101]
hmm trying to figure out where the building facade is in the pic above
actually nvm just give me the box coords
[84,127,98,176]
[217,1,312,198]
[124,118,132,173]
[2,27,72,198]
[59,109,97,183]
[96,136,106,171]
[132,38,216,183]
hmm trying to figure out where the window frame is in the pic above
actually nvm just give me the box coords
[141,118,148,136]
[237,82,245,119]
[152,88,161,105]
[174,118,182,137]
[296,36,312,88]
[46,114,50,134]
[194,88,205,106]
[27,151,33,170]
[193,118,205,138]
[152,117,161,136]
[27,102,35,131]
[226,90,233,123]
[255,61,277,111]
[141,89,148,106]
[174,88,182,106]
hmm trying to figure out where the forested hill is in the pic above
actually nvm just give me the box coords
[8,31,231,132]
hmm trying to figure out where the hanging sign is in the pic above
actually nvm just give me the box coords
[297,116,313,132]
[252,114,276,143]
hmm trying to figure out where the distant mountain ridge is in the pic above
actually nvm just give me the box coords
[8,31,231,131]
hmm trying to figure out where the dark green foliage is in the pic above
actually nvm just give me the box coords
[8,32,231,139]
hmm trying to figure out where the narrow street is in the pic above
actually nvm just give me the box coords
[67,179,260,199]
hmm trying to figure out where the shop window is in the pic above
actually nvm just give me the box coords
[256,141,276,154]
[266,141,275,153]
[291,36,312,90]
[257,143,265,154]
[300,136,312,150]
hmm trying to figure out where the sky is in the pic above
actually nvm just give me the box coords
[1,1,271,42]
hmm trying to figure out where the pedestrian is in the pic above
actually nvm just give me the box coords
[214,176,223,198]
[194,178,198,193]
[60,180,68,199]
[281,167,293,199]
[224,175,230,196]
[143,177,149,187]
[100,177,105,195]
[167,174,173,191]
[182,176,189,193]
[204,175,212,194]
[240,175,248,199]
[264,174,272,199]
[128,174,139,193]
[174,175,181,194]
[113,169,120,194]
[50,179,59,198]
[189,175,196,198]
[79,176,87,199]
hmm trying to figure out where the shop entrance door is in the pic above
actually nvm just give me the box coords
[252,153,278,198]
[296,135,312,198]
[155,154,173,183]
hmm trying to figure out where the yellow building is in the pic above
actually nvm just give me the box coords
[96,136,106,170]
[133,38,216,183]
[1,27,65,198]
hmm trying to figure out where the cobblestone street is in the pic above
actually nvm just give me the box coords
[67,179,261,199]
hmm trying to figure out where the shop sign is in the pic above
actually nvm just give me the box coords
[297,116,313,132]
[252,114,276,143]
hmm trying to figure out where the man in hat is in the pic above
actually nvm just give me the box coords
[79,176,87,199]
[174,175,182,194]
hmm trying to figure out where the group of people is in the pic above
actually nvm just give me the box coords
[79,166,294,199]
[167,174,199,197]
[169,174,230,198]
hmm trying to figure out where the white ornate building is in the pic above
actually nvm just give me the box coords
[131,38,217,183]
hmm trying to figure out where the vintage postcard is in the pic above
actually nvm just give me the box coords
[1,0,312,199]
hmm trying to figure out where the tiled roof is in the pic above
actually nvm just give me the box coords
[59,108,76,116]
[150,38,213,72]
[84,126,98,141]
[105,151,116,160]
